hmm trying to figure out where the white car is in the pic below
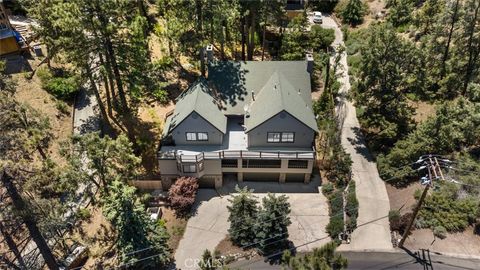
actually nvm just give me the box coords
[313,11,323,24]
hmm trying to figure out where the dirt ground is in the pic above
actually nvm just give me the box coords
[162,207,188,254]
[412,101,436,123]
[72,207,116,269]
[386,182,421,215]
[12,57,73,163]
[405,227,480,257]
[387,182,480,258]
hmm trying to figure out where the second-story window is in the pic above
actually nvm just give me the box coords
[267,132,281,142]
[268,132,294,143]
[197,132,208,141]
[281,132,294,142]
[186,132,208,141]
[186,132,197,141]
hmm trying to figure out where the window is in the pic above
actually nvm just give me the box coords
[267,132,281,142]
[197,132,208,141]
[186,132,196,141]
[267,132,294,143]
[288,160,308,169]
[281,132,294,143]
[183,164,196,173]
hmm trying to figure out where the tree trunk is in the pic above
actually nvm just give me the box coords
[221,25,225,59]
[85,62,111,133]
[261,21,267,61]
[463,0,480,93]
[209,0,214,42]
[241,17,246,61]
[196,0,203,39]
[440,0,460,80]
[104,38,128,112]
[0,221,27,270]
[136,0,151,31]
[98,53,113,117]
[1,171,59,270]
[248,9,256,60]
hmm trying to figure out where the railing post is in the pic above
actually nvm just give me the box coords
[260,151,262,158]
[296,152,298,159]
[240,150,243,159]
[278,151,280,159]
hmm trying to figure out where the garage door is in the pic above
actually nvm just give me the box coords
[286,173,305,182]
[199,176,216,188]
[243,173,280,182]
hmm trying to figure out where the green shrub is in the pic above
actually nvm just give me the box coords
[433,225,447,239]
[55,100,70,115]
[76,208,91,221]
[329,190,344,216]
[37,67,80,100]
[152,88,168,103]
[345,184,358,218]
[346,216,357,231]
[327,216,344,239]
[322,182,335,196]
[389,209,401,230]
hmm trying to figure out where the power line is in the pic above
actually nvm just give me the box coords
[231,201,409,269]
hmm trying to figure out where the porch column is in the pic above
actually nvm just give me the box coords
[279,173,286,183]
[238,172,243,182]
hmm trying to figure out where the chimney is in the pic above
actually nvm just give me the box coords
[206,44,214,63]
[306,53,314,74]
[251,90,255,101]
[200,47,206,76]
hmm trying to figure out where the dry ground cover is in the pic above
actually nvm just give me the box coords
[387,182,480,257]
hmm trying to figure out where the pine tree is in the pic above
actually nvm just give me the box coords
[254,193,291,254]
[227,186,258,246]
[354,24,416,146]
[102,180,170,268]
[340,0,366,26]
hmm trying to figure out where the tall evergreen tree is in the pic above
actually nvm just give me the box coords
[103,180,170,268]
[227,186,258,246]
[354,24,416,146]
[254,193,291,254]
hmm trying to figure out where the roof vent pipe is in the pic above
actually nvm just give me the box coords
[306,53,314,74]
[206,44,214,63]
[251,90,255,101]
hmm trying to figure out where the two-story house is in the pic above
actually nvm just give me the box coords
[158,55,318,188]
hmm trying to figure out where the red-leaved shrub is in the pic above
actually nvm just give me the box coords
[168,177,199,215]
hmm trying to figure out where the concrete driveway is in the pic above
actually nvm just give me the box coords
[174,177,330,269]
[319,14,393,251]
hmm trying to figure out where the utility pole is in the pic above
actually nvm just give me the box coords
[398,156,445,248]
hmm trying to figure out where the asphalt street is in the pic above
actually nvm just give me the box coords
[229,251,480,270]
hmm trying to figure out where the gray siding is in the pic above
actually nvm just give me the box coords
[171,111,223,145]
[247,111,315,148]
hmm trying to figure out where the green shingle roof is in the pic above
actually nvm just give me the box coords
[208,61,313,115]
[164,78,226,136]
[245,71,319,132]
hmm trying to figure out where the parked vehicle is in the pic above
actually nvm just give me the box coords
[313,11,323,24]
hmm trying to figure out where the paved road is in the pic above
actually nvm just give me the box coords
[174,178,330,269]
[229,251,480,269]
[73,87,101,135]
[320,15,393,251]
